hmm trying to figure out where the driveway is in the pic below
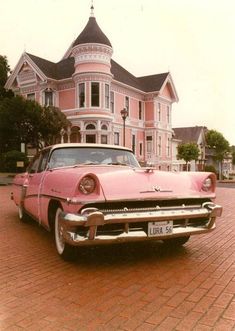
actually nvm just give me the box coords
[0,186,234,330]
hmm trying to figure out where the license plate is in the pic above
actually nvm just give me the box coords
[148,221,173,237]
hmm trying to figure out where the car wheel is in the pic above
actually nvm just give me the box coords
[54,206,77,261]
[163,236,190,247]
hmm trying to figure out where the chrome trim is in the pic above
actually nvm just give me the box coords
[59,202,222,247]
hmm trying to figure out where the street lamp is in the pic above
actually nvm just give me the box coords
[120,107,128,146]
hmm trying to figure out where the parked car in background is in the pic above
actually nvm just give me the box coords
[11,143,222,261]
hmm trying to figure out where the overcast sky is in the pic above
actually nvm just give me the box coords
[1,0,235,145]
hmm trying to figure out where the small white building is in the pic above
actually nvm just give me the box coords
[172,126,206,171]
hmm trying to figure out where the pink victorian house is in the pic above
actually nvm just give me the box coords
[5,6,178,170]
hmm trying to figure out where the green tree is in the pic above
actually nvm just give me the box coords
[0,55,70,154]
[39,106,70,146]
[206,130,230,179]
[177,142,200,171]
[0,96,42,152]
[0,55,13,99]
[231,146,235,166]
[0,96,70,153]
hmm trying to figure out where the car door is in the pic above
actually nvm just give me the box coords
[23,150,50,220]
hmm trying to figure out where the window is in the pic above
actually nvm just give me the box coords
[139,101,142,120]
[86,124,96,130]
[79,83,85,108]
[44,89,53,106]
[125,96,129,116]
[27,93,35,101]
[70,126,81,143]
[132,135,136,154]
[86,135,96,143]
[110,91,114,113]
[158,136,162,155]
[114,132,120,145]
[167,137,171,156]
[158,103,161,121]
[167,106,170,123]
[91,82,100,107]
[139,142,143,156]
[146,136,152,153]
[28,154,41,174]
[101,135,108,144]
[101,124,108,130]
[38,150,50,173]
[105,84,110,109]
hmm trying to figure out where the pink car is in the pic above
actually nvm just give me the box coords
[11,144,222,261]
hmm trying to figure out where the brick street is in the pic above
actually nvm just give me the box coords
[0,185,234,331]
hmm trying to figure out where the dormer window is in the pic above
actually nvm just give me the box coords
[44,89,54,106]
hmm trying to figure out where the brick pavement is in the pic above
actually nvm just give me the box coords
[0,185,234,331]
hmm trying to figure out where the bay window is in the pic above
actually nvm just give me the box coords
[91,82,100,107]
[78,83,85,108]
[105,84,110,109]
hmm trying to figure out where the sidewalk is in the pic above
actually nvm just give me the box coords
[0,173,15,186]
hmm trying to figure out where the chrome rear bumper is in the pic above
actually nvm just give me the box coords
[59,202,222,246]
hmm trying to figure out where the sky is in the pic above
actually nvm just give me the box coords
[1,0,235,145]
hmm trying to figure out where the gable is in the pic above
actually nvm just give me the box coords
[5,53,47,90]
[159,73,179,102]
[17,62,38,87]
[161,83,172,99]
[173,127,206,144]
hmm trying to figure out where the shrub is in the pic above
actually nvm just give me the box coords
[1,150,29,173]
[204,165,217,174]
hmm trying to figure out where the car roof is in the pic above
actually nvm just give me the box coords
[44,143,133,153]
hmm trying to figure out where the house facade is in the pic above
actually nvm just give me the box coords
[172,126,206,172]
[172,126,234,177]
[5,6,179,170]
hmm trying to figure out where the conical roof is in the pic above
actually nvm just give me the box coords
[72,16,112,47]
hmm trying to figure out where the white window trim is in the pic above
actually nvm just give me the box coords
[43,89,55,107]
[104,83,110,110]
[110,91,115,114]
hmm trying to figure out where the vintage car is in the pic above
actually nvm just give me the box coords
[11,143,222,261]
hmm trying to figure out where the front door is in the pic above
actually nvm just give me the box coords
[86,134,96,143]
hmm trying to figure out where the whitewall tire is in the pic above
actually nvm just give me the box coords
[54,206,77,261]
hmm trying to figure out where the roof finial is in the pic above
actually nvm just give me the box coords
[90,0,94,17]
